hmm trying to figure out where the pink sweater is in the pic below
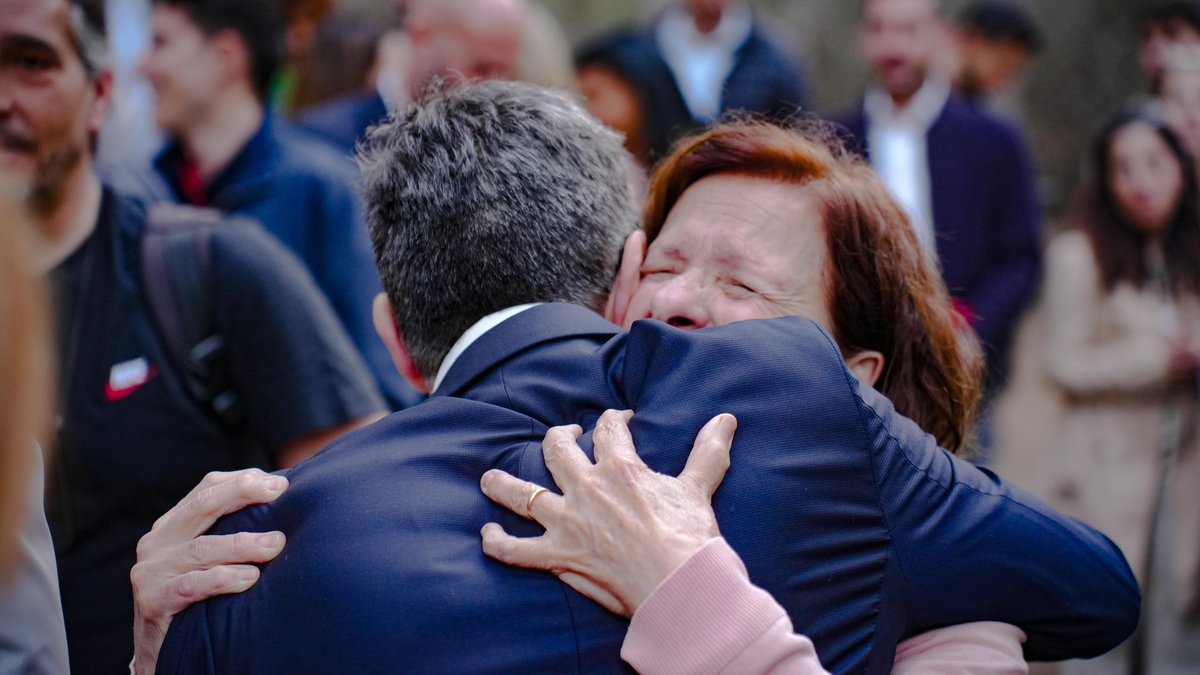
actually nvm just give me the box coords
[622,538,1027,675]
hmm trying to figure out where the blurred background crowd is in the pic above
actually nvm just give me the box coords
[5,0,1200,673]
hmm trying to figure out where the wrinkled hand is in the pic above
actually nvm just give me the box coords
[131,470,288,674]
[479,409,737,617]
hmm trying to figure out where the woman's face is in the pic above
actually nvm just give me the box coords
[624,174,834,333]
[1107,121,1186,236]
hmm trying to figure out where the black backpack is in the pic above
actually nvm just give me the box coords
[140,203,244,428]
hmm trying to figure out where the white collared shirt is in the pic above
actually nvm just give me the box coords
[656,4,754,123]
[431,304,543,394]
[864,77,951,256]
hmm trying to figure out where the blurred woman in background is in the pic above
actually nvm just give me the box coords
[1028,111,1200,674]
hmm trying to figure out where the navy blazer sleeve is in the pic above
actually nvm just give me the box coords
[855,383,1139,659]
[620,317,1138,661]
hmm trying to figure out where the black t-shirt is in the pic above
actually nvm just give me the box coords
[47,188,384,675]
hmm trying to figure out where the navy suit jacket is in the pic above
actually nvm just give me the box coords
[153,115,420,410]
[840,98,1042,378]
[295,92,390,159]
[158,304,1137,674]
[620,22,809,160]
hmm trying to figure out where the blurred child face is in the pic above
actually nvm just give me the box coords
[1108,121,1187,237]
[1162,69,1200,157]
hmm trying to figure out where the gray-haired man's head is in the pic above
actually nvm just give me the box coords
[359,80,638,381]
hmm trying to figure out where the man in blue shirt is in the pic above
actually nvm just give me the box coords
[139,0,419,409]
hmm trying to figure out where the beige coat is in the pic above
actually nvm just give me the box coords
[995,230,1200,615]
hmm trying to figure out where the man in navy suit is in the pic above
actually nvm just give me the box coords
[840,0,1042,384]
[156,82,1137,675]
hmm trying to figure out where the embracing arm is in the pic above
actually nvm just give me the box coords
[481,412,1028,675]
[861,383,1140,660]
[131,470,288,675]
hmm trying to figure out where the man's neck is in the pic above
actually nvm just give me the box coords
[35,165,102,272]
[180,89,265,184]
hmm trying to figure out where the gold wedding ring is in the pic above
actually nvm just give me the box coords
[526,487,549,517]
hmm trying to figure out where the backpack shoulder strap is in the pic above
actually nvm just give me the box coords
[141,204,242,425]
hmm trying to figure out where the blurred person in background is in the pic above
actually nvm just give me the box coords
[1160,45,1200,164]
[141,0,419,410]
[840,0,1042,403]
[948,0,1042,109]
[269,0,334,113]
[1004,112,1200,675]
[299,0,524,158]
[0,192,64,673]
[575,33,653,173]
[514,0,578,94]
[292,12,391,153]
[291,13,388,116]
[1138,1,1200,98]
[611,0,810,162]
[0,0,387,671]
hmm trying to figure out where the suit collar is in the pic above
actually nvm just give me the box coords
[432,303,621,399]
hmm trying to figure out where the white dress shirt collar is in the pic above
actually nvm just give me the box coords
[656,4,754,123]
[431,304,542,394]
[863,77,951,254]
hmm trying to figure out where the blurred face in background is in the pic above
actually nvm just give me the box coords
[140,6,226,136]
[1108,121,1186,237]
[682,0,738,34]
[1140,18,1200,87]
[956,34,1032,97]
[1162,66,1200,158]
[625,174,834,333]
[578,64,644,162]
[404,0,520,98]
[0,0,108,215]
[861,0,945,103]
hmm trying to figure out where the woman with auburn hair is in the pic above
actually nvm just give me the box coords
[482,121,1036,673]
[612,119,985,453]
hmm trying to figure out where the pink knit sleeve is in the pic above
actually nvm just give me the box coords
[893,622,1028,675]
[622,538,1029,675]
[621,538,829,675]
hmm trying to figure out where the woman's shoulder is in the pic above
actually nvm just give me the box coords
[1045,230,1102,283]
[1046,229,1094,264]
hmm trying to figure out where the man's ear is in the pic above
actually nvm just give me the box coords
[86,71,114,140]
[373,293,429,394]
[845,350,886,387]
[604,230,647,327]
[211,29,253,93]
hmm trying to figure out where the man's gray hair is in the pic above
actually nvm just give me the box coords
[359,80,638,381]
[68,0,108,78]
